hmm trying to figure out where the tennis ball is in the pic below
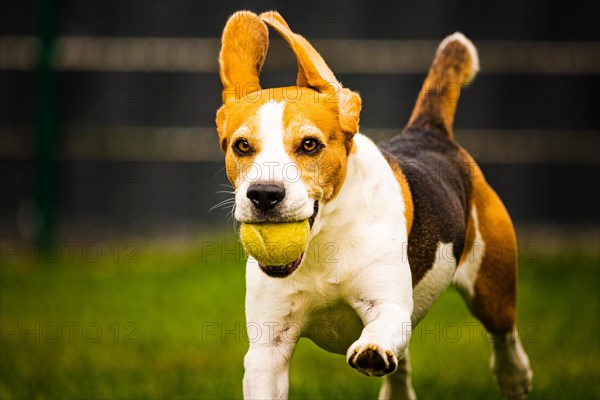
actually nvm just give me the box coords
[240,220,310,266]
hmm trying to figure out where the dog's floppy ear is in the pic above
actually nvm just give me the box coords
[219,11,269,104]
[260,11,361,135]
[260,11,334,93]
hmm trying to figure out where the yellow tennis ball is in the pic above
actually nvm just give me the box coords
[240,220,310,266]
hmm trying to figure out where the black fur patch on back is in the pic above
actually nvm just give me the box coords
[378,127,472,286]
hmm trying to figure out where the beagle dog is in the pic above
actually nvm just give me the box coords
[215,10,533,400]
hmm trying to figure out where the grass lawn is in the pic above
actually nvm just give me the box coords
[1,237,598,399]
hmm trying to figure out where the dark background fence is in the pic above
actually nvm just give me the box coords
[1,0,598,243]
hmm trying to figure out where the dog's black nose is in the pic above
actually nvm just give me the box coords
[247,183,286,212]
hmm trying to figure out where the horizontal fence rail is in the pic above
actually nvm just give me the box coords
[1,36,599,74]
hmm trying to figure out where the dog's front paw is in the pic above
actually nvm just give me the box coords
[347,341,397,377]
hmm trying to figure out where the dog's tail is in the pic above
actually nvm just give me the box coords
[406,32,479,138]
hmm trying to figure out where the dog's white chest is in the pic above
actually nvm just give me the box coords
[269,259,366,355]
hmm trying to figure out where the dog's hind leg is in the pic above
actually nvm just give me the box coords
[488,330,533,400]
[454,163,533,399]
[378,351,416,400]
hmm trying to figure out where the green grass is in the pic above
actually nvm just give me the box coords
[1,238,598,399]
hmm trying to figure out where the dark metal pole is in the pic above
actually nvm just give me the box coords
[34,0,60,246]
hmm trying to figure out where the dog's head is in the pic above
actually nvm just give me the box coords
[216,11,361,232]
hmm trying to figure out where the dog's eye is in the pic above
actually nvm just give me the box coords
[300,138,322,154]
[233,139,252,155]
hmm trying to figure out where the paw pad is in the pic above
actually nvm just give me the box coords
[348,344,397,376]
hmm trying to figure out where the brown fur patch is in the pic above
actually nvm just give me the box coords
[219,95,269,186]
[381,152,414,235]
[464,151,518,334]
